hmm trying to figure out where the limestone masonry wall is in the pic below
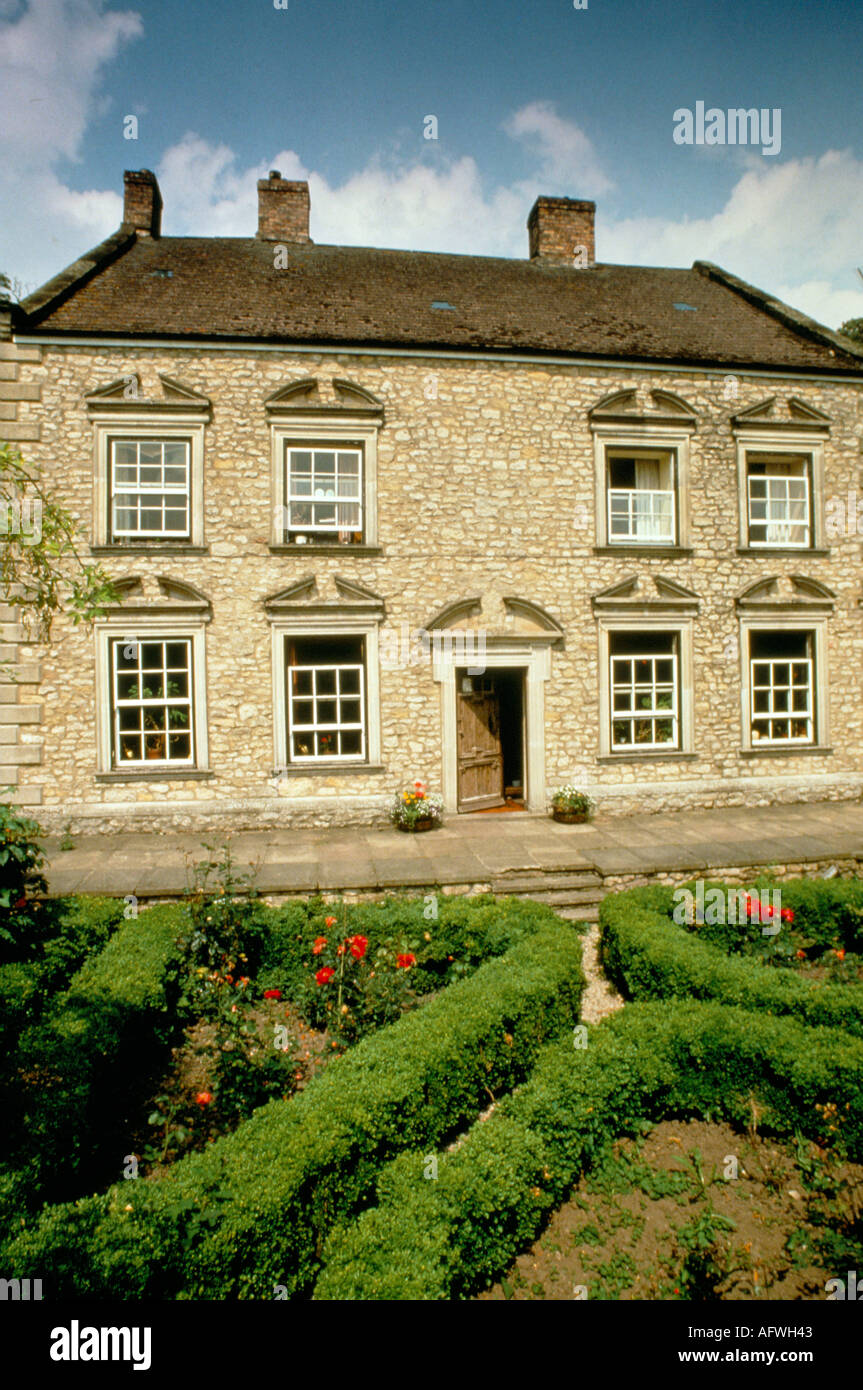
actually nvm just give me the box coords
[4,340,863,833]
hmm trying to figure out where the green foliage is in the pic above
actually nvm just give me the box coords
[3,920,585,1297]
[1,904,188,1208]
[838,317,863,346]
[0,442,120,638]
[314,1001,863,1300]
[599,882,863,1035]
[550,785,594,817]
[0,799,47,948]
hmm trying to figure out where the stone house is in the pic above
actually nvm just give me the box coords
[2,168,863,833]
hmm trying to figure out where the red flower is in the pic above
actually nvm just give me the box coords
[312,936,327,955]
[316,966,335,985]
[14,896,27,910]
[337,944,345,956]
[836,948,846,962]
[325,916,337,928]
[263,989,282,1000]
[396,953,416,970]
[796,949,807,960]
[780,907,795,923]
[195,1091,212,1106]
[349,934,368,960]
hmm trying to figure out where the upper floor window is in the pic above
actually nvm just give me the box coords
[284,445,363,545]
[86,375,210,551]
[607,449,676,544]
[746,453,811,548]
[111,438,191,539]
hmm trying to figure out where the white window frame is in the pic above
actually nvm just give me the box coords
[284,444,364,542]
[110,635,195,767]
[734,431,825,552]
[597,617,694,757]
[606,447,677,544]
[739,619,827,751]
[286,643,367,764]
[110,438,191,540]
[609,639,679,750]
[745,453,812,549]
[592,425,692,549]
[94,616,210,773]
[92,415,206,548]
[270,616,382,769]
[270,417,379,548]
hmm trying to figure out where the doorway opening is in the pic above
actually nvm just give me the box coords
[456,667,525,811]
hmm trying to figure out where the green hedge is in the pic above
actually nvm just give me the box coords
[3,919,585,1298]
[599,885,863,1036]
[315,999,863,1299]
[1,903,188,1209]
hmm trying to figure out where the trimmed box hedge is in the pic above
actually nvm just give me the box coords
[3,919,584,1299]
[600,883,863,1036]
[315,998,863,1300]
[1,903,188,1209]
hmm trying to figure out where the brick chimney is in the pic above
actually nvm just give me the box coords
[528,196,595,267]
[256,171,312,242]
[123,169,162,237]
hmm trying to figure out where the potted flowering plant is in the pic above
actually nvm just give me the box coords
[390,779,444,832]
[550,786,594,824]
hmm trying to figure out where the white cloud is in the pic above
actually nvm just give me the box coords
[0,0,142,291]
[2,23,862,337]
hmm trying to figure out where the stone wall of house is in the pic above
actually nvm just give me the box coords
[5,338,863,834]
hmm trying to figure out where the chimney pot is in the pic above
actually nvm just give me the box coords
[528,196,595,267]
[256,173,311,243]
[123,169,162,237]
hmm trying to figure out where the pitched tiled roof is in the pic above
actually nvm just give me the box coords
[17,234,863,373]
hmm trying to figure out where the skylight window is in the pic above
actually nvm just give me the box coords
[673,302,697,311]
[431,300,456,310]
[149,269,174,279]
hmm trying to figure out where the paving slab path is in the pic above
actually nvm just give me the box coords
[41,799,863,900]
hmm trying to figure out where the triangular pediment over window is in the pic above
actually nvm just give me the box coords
[736,575,835,612]
[99,574,211,615]
[422,593,563,643]
[589,386,697,428]
[731,396,831,432]
[592,574,700,613]
[265,377,384,418]
[263,574,385,618]
[85,374,212,416]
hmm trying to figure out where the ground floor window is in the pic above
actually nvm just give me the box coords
[287,635,366,761]
[609,630,679,749]
[749,630,814,744]
[111,636,194,766]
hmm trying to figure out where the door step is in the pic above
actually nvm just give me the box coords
[491,866,607,924]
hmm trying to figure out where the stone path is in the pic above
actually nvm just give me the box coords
[578,922,626,1024]
[41,798,863,899]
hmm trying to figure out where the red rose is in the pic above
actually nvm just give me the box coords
[836,948,846,962]
[325,916,337,928]
[780,907,794,923]
[312,936,327,955]
[195,1091,212,1106]
[316,966,335,985]
[796,949,806,960]
[349,934,368,959]
[396,953,416,970]
[264,989,282,1000]
[14,896,27,910]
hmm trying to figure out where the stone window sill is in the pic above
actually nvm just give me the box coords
[593,545,692,558]
[736,547,831,557]
[96,768,214,782]
[740,745,833,758]
[268,544,383,556]
[596,751,698,764]
[270,763,387,777]
[90,544,209,556]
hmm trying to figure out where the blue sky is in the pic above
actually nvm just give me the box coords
[2,0,863,327]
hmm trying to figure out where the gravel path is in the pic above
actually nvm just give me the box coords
[578,920,625,1025]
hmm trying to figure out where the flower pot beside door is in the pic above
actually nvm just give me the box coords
[550,786,594,824]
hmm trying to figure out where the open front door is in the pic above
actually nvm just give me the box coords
[457,678,504,810]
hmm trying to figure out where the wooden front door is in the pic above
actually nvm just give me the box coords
[457,680,504,810]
